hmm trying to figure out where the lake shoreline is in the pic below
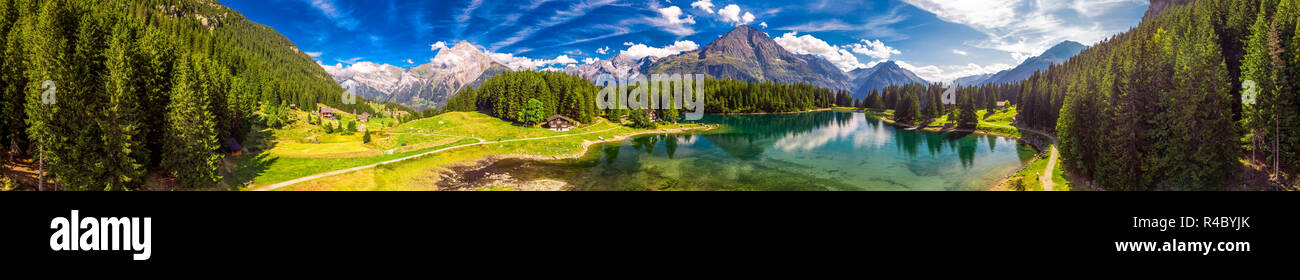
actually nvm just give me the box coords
[493,124,719,161]
[442,110,1032,191]
[861,111,1032,144]
[707,107,840,115]
[436,124,719,190]
[855,111,1051,191]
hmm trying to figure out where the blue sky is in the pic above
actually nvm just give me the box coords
[222,0,1148,83]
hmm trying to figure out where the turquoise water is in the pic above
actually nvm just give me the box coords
[477,111,1037,190]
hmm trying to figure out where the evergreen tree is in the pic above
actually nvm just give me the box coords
[24,0,111,189]
[665,106,681,123]
[136,27,175,165]
[868,90,883,110]
[1275,0,1300,168]
[957,92,978,129]
[626,109,655,129]
[1241,0,1276,168]
[894,89,920,124]
[0,0,30,155]
[162,54,221,188]
[1150,4,1238,188]
[101,19,148,190]
[1057,69,1104,179]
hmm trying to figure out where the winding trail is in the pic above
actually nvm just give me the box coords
[1041,144,1059,191]
[249,126,621,191]
[1011,126,1059,191]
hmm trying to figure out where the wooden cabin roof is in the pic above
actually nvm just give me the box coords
[546,114,574,123]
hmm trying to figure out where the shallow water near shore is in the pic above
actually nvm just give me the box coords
[466,111,1036,190]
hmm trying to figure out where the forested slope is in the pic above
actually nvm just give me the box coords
[0,0,375,189]
[976,0,1298,189]
[445,70,850,123]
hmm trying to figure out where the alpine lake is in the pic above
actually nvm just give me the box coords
[463,111,1037,190]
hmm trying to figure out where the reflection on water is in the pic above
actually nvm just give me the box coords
[480,111,1036,190]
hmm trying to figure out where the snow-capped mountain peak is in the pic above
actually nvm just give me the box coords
[321,41,508,109]
[563,52,660,81]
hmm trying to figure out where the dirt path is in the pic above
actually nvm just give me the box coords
[1014,126,1059,191]
[249,126,624,191]
[1041,144,1058,191]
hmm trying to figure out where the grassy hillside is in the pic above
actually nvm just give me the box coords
[230,110,675,189]
[0,0,392,190]
[261,111,709,191]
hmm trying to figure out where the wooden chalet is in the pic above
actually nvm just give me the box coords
[546,115,578,131]
[320,107,334,119]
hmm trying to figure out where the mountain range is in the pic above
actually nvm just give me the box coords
[847,61,929,98]
[953,41,1089,86]
[323,41,508,109]
[322,25,1088,110]
[569,25,926,99]
[641,25,854,91]
[327,25,886,110]
[563,53,659,82]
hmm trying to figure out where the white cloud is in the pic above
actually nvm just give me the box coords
[718,4,755,25]
[582,57,600,64]
[760,22,768,28]
[550,55,579,65]
[690,0,715,13]
[1071,0,1145,18]
[900,0,1019,30]
[772,32,866,71]
[539,66,568,72]
[623,42,635,46]
[620,40,699,60]
[317,60,340,72]
[404,59,414,64]
[903,0,1138,63]
[952,49,968,55]
[596,46,610,55]
[657,6,695,24]
[778,6,908,40]
[456,0,483,35]
[487,52,580,70]
[550,24,633,48]
[431,41,449,51]
[848,39,900,60]
[336,57,365,64]
[318,61,400,78]
[651,6,696,36]
[490,0,616,51]
[305,0,360,30]
[305,51,323,58]
[893,61,1013,85]
[307,0,341,18]
[783,19,856,32]
[862,6,910,40]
